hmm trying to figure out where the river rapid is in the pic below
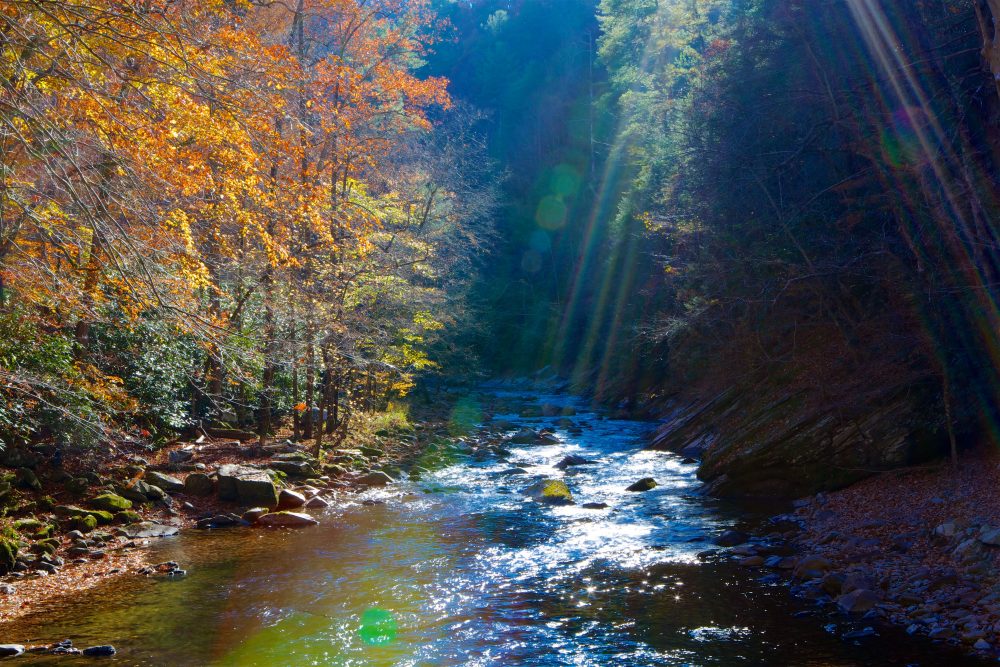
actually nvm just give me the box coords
[0,387,986,665]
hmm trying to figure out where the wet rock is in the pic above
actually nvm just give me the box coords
[522,479,574,505]
[837,589,879,614]
[681,457,698,464]
[184,473,215,496]
[626,478,657,492]
[974,639,991,650]
[121,522,179,539]
[498,468,528,476]
[277,489,307,509]
[509,428,539,444]
[82,645,116,657]
[713,530,749,547]
[258,511,319,527]
[305,496,329,509]
[145,471,184,493]
[196,514,247,529]
[739,555,765,567]
[356,471,394,487]
[953,538,987,564]
[242,507,269,523]
[217,464,279,506]
[0,645,25,657]
[554,455,595,470]
[582,502,609,510]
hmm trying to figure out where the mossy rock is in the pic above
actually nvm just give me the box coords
[522,479,574,505]
[91,493,133,512]
[69,514,98,533]
[13,518,44,533]
[36,496,55,512]
[30,538,58,556]
[359,446,385,459]
[0,538,17,574]
[114,510,142,524]
[33,523,54,539]
[88,510,115,525]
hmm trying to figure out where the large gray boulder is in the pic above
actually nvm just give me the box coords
[217,464,279,507]
[145,471,184,493]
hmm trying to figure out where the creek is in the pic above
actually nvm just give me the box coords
[1,388,984,665]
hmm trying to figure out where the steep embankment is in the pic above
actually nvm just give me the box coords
[648,376,944,499]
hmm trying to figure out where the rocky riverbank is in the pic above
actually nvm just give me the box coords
[707,449,1000,661]
[0,409,463,626]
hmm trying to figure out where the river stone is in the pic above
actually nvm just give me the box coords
[184,473,215,496]
[509,428,539,444]
[980,527,1000,546]
[626,478,657,492]
[356,471,394,487]
[522,479,574,505]
[145,471,184,493]
[837,588,879,614]
[305,495,330,509]
[554,455,596,470]
[118,480,167,503]
[934,521,958,538]
[582,502,609,510]
[242,507,269,523]
[82,646,116,657]
[258,511,319,528]
[122,522,179,539]
[0,645,24,657]
[90,493,132,512]
[277,489,306,509]
[217,464,279,506]
[269,460,314,478]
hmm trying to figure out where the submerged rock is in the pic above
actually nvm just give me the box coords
[582,502,609,510]
[121,522,179,539]
[82,645,116,657]
[522,479,574,505]
[626,478,657,492]
[258,511,319,527]
[554,455,596,470]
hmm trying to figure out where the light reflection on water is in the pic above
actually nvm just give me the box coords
[1,389,988,666]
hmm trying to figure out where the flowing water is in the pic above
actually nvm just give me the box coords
[0,389,987,665]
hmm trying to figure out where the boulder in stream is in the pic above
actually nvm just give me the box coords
[217,464,279,506]
[357,471,394,487]
[626,478,657,492]
[258,511,319,528]
[554,455,596,470]
[522,479,574,505]
[277,489,307,509]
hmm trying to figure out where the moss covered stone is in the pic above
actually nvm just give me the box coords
[522,479,574,505]
[71,514,98,533]
[0,538,18,573]
[114,510,142,524]
[91,493,132,512]
[12,518,44,533]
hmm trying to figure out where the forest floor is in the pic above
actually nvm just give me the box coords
[784,447,1000,657]
[0,405,457,625]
